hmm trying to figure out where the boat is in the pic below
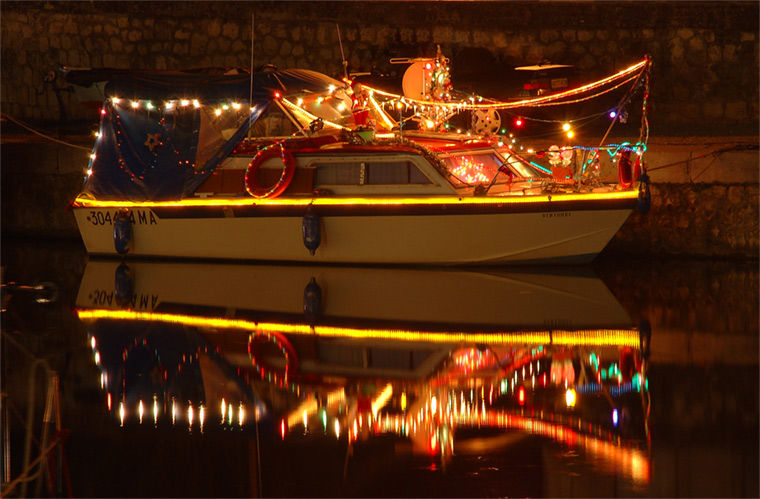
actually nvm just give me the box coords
[67,57,652,265]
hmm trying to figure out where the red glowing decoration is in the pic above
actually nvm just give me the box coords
[518,386,525,406]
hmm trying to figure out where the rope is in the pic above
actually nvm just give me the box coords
[0,113,91,151]
[646,144,758,172]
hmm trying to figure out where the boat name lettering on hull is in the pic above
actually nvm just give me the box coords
[542,212,572,218]
[91,290,159,310]
[87,210,158,226]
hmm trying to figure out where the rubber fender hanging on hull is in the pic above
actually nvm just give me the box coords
[113,210,132,255]
[302,205,321,255]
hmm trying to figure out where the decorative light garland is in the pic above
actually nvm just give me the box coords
[361,59,650,111]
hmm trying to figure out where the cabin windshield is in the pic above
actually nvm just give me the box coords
[441,149,544,186]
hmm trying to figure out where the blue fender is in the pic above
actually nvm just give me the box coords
[302,205,321,255]
[113,210,133,255]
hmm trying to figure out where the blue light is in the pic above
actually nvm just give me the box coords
[609,110,617,119]
[529,161,552,175]
[612,408,619,427]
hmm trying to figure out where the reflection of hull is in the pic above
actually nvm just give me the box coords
[76,260,632,332]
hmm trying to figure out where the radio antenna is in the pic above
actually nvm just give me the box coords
[336,24,348,81]
[249,13,255,135]
[254,13,255,106]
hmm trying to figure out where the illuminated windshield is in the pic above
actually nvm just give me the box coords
[441,150,544,186]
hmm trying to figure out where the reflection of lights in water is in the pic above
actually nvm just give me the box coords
[107,393,112,411]
[238,403,244,426]
[119,402,125,427]
[138,400,144,424]
[565,388,577,407]
[459,410,649,484]
[76,310,642,348]
[228,404,233,425]
[200,405,206,432]
[221,399,226,424]
[153,395,159,425]
[172,399,177,425]
[188,404,194,428]
[372,384,393,418]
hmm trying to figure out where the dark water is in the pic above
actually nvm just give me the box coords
[2,238,758,498]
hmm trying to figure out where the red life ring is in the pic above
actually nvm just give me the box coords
[245,144,296,199]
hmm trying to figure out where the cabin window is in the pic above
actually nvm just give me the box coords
[314,160,432,186]
[314,162,362,185]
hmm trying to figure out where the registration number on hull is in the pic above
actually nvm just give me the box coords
[84,209,158,226]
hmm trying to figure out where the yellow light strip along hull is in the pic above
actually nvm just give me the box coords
[74,190,638,209]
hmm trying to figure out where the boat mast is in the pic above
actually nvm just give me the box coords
[249,13,254,138]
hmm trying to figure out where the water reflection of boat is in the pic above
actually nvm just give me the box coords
[75,260,651,486]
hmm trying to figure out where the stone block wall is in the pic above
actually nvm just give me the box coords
[609,183,760,258]
[1,1,758,133]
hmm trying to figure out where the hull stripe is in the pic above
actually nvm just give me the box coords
[147,198,637,219]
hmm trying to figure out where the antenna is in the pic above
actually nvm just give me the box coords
[254,13,255,107]
[336,24,348,81]
[249,13,255,134]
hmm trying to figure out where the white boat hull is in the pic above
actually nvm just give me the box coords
[73,194,636,265]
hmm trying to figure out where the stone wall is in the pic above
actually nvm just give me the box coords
[611,183,759,258]
[1,1,758,133]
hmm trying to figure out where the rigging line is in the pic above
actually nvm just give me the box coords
[0,113,91,151]
[249,13,255,133]
[598,60,649,149]
[366,59,649,111]
[518,73,639,108]
[336,24,348,81]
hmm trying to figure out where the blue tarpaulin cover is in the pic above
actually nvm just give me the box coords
[73,68,342,201]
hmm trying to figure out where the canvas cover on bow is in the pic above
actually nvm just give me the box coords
[75,68,344,201]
